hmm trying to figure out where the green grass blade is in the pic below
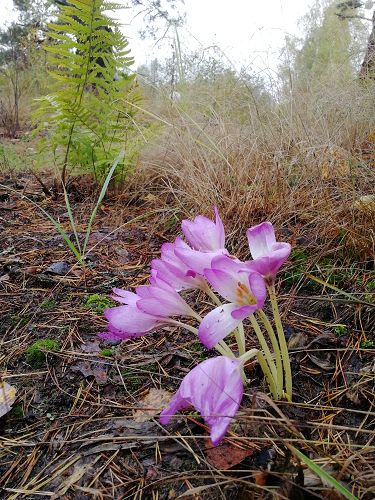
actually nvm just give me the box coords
[0,184,83,264]
[306,273,374,308]
[288,445,358,500]
[62,183,81,253]
[82,150,125,255]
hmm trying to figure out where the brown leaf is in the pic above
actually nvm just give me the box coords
[133,388,172,423]
[80,341,101,353]
[71,361,108,384]
[0,382,17,417]
[204,439,254,469]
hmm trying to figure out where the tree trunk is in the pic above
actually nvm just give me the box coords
[360,10,375,78]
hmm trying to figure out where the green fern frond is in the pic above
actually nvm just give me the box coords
[35,0,139,182]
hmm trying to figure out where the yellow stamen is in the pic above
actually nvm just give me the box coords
[235,282,257,306]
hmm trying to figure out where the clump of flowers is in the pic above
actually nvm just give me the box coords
[100,209,292,446]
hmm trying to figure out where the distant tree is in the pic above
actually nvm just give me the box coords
[336,0,375,78]
[294,0,354,84]
[0,0,50,136]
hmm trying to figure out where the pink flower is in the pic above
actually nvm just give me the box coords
[100,281,197,341]
[151,237,206,291]
[198,256,267,349]
[99,289,167,341]
[160,356,244,446]
[181,206,225,251]
[246,222,291,281]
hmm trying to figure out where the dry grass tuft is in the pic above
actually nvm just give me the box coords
[135,74,375,261]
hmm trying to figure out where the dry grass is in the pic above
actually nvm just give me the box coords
[135,73,375,261]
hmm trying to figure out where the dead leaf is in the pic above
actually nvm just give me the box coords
[80,341,100,353]
[71,361,108,384]
[0,382,17,417]
[204,439,253,469]
[133,388,172,423]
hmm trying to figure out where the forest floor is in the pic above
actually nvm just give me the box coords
[0,164,375,499]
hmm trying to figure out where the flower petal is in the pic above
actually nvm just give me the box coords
[204,268,238,302]
[181,207,225,251]
[199,303,241,348]
[246,221,276,260]
[111,289,139,305]
[104,305,162,334]
[246,243,291,279]
[151,258,204,291]
[160,356,243,446]
[137,286,194,317]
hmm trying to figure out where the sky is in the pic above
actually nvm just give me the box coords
[121,0,316,74]
[0,0,372,74]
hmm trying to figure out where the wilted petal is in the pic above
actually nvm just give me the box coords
[181,207,225,251]
[199,303,242,349]
[160,356,243,446]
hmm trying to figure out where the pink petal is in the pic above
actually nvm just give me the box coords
[175,246,228,275]
[246,243,291,279]
[111,289,139,305]
[137,286,194,317]
[160,356,243,446]
[104,305,162,334]
[248,272,267,307]
[151,259,204,291]
[181,207,225,251]
[246,221,276,260]
[204,268,238,302]
[198,303,241,348]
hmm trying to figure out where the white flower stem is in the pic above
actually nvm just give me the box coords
[215,341,235,358]
[249,314,278,389]
[169,320,198,335]
[257,309,284,399]
[268,284,293,401]
[239,348,278,399]
[234,322,246,356]
[202,283,222,306]
[169,320,234,358]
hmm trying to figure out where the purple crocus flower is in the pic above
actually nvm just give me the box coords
[99,289,168,341]
[198,256,267,349]
[151,237,206,291]
[246,221,291,282]
[160,356,244,446]
[181,206,225,251]
[136,277,198,318]
[100,280,198,341]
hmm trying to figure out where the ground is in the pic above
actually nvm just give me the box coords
[0,167,374,499]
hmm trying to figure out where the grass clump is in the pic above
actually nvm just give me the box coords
[26,339,60,367]
[85,294,113,314]
[100,348,113,357]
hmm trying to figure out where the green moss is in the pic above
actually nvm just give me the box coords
[26,339,60,367]
[9,405,24,419]
[85,293,113,313]
[100,348,113,357]
[40,298,56,309]
[360,340,374,349]
[334,325,348,337]
[10,313,31,327]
